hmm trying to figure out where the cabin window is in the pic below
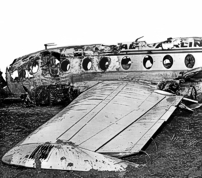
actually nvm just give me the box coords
[32,61,39,74]
[60,60,70,72]
[48,55,60,76]
[99,57,110,71]
[82,58,92,71]
[11,70,19,81]
[50,56,60,67]
[143,55,153,69]
[185,54,195,68]
[121,56,131,70]
[163,55,173,69]
[25,70,33,78]
[29,60,39,74]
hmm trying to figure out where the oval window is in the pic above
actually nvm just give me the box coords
[163,55,173,69]
[99,57,110,71]
[49,55,60,68]
[29,60,39,74]
[55,58,60,65]
[121,56,131,70]
[185,54,195,68]
[11,70,19,80]
[60,60,70,72]
[82,58,92,71]
[25,70,33,78]
[143,56,153,69]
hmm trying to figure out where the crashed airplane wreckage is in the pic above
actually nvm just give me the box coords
[2,37,202,171]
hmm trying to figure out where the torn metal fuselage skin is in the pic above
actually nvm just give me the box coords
[3,37,202,172]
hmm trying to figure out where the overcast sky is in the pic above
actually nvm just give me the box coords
[0,0,202,78]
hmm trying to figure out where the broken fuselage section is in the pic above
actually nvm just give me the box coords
[6,37,202,102]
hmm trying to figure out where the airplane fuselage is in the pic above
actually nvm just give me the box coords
[6,37,202,101]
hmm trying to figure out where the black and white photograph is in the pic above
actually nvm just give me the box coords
[1,0,202,177]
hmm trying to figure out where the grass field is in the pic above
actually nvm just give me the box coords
[1,102,202,178]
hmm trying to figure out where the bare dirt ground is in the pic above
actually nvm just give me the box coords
[1,102,202,178]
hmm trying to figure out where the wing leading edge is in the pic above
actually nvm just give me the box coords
[2,81,183,171]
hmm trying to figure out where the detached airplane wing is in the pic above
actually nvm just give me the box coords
[2,81,183,171]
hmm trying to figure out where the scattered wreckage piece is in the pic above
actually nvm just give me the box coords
[154,89,200,112]
[20,84,81,107]
[34,84,80,106]
[2,142,137,172]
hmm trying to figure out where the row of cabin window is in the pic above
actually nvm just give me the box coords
[11,54,196,80]
[11,63,39,81]
[142,54,195,70]
[60,54,195,72]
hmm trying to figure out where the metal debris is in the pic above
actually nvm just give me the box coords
[2,142,138,171]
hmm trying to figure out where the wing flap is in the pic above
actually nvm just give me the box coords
[97,96,182,156]
[73,92,165,151]
[129,106,178,154]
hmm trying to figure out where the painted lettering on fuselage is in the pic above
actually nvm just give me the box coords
[119,38,202,50]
